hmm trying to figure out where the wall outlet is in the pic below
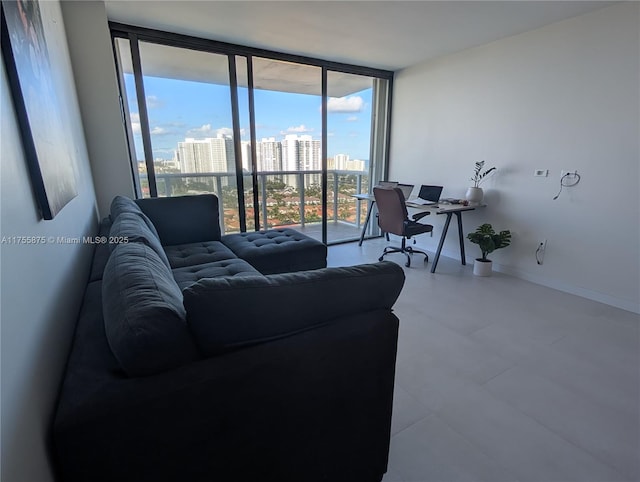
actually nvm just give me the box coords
[534,169,548,177]
[561,170,579,178]
[536,239,547,265]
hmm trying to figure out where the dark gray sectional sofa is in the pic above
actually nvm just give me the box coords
[53,194,405,482]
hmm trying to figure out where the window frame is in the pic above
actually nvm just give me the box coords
[110,22,394,244]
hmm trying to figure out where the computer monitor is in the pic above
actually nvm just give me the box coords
[397,183,415,200]
[418,185,443,203]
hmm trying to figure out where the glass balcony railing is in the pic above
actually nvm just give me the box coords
[138,170,375,244]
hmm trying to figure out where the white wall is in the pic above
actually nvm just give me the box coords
[0,2,98,481]
[390,3,639,313]
[61,0,134,217]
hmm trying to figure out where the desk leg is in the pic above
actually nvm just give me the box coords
[359,200,375,246]
[456,212,466,265]
[431,212,452,273]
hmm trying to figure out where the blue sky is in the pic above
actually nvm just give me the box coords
[126,74,373,162]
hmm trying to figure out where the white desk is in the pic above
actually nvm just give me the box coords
[352,194,483,273]
[352,193,378,247]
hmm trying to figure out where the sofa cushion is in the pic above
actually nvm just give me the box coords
[136,194,222,246]
[172,258,263,291]
[221,228,327,274]
[109,212,171,271]
[164,240,238,269]
[183,261,405,356]
[103,242,200,377]
[88,218,112,282]
[110,195,160,240]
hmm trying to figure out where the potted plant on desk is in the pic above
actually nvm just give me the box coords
[467,223,511,276]
[466,161,496,205]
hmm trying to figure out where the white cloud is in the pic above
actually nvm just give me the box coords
[146,95,162,108]
[216,127,234,137]
[184,125,245,138]
[188,124,214,136]
[327,96,364,113]
[281,124,313,135]
[150,126,169,136]
[346,116,358,122]
[130,113,141,134]
[129,113,170,137]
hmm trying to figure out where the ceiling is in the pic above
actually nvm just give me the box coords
[104,1,615,72]
[115,38,373,96]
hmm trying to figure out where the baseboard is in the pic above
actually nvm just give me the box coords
[425,243,640,315]
[492,262,640,315]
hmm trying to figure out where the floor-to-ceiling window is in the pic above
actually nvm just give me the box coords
[111,23,392,244]
[251,58,323,235]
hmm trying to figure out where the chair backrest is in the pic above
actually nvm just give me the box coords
[373,187,408,236]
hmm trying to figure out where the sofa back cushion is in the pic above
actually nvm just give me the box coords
[183,261,405,357]
[110,195,160,240]
[109,212,171,270]
[103,242,200,377]
[135,194,222,246]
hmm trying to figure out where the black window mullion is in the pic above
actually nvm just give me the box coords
[246,55,260,231]
[228,55,247,232]
[129,34,157,198]
[384,77,394,183]
[321,67,328,245]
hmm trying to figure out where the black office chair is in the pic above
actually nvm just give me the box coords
[373,187,433,267]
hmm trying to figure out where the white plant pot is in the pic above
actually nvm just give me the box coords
[473,259,493,276]
[465,187,484,205]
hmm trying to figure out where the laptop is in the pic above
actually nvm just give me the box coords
[375,181,398,189]
[397,183,415,200]
[416,185,444,205]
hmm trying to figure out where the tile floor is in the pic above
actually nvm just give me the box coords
[327,238,640,482]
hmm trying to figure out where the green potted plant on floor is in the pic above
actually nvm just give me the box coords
[467,223,511,276]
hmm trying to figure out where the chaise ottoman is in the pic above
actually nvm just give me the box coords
[221,228,327,275]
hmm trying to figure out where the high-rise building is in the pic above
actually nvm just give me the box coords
[298,135,321,171]
[334,153,350,170]
[346,159,365,171]
[328,154,365,172]
[256,137,282,172]
[281,134,321,171]
[177,135,235,174]
[281,135,299,172]
[240,141,252,172]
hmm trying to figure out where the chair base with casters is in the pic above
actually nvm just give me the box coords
[378,236,429,268]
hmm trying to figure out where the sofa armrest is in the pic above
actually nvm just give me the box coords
[135,194,221,246]
[54,309,399,482]
[183,261,405,356]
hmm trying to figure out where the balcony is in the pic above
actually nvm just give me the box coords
[139,169,378,244]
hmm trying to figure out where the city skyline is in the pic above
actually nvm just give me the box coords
[124,73,373,166]
[166,134,365,175]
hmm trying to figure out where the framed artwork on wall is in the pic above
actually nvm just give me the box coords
[1,0,77,220]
